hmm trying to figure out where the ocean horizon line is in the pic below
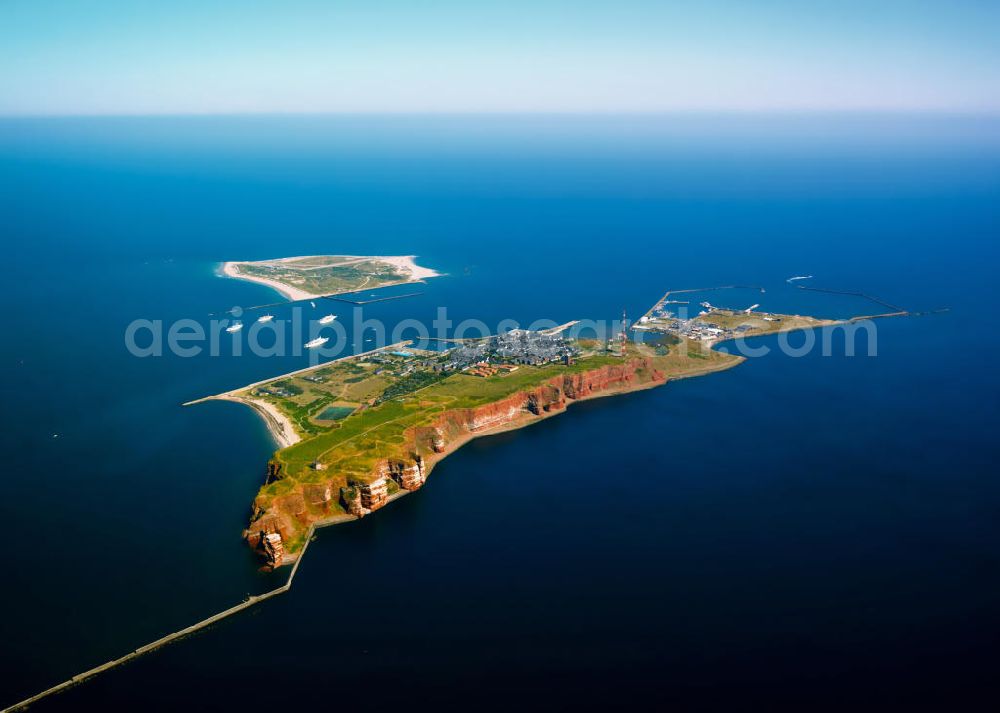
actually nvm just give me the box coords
[3,108,1000,120]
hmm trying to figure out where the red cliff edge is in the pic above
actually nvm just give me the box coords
[245,357,665,567]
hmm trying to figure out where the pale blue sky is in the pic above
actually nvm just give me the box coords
[1,0,998,115]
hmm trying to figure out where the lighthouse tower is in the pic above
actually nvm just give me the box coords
[619,308,628,355]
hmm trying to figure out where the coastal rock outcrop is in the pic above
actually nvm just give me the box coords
[340,485,364,517]
[246,357,664,565]
[340,476,391,517]
[259,532,285,567]
[265,461,282,484]
[383,456,426,490]
[243,526,285,569]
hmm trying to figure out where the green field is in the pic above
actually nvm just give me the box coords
[231,255,424,296]
[241,338,738,523]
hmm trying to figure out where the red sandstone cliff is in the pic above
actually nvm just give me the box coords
[246,357,665,567]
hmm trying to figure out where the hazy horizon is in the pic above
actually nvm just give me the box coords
[4,109,1000,119]
[2,0,998,117]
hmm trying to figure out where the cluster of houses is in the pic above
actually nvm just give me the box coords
[404,329,580,374]
[452,341,490,366]
[439,329,579,369]
[490,329,577,365]
[344,331,581,396]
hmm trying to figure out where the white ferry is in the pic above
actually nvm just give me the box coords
[225,321,243,333]
[257,314,274,323]
[318,314,337,325]
[305,336,329,349]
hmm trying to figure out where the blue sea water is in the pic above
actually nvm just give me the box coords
[1,115,998,710]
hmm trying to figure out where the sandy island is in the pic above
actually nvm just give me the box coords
[220,255,440,302]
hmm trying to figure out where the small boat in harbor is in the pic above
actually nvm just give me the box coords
[318,314,337,324]
[305,337,329,349]
[257,314,274,323]
[226,321,243,333]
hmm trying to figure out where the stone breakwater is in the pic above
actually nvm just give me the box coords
[245,358,666,567]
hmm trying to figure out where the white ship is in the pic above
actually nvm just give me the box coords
[318,314,337,325]
[225,321,243,333]
[305,336,329,349]
[257,314,274,323]
[786,275,813,283]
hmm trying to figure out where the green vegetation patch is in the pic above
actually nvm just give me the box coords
[236,256,410,295]
[376,369,449,404]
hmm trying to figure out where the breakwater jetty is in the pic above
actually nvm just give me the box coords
[322,291,423,305]
[2,521,337,712]
[792,283,908,315]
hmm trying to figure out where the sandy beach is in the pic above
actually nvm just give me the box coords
[216,395,301,449]
[220,255,440,302]
[374,255,441,281]
[220,261,317,301]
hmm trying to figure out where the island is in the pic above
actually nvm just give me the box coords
[222,254,441,301]
[187,291,840,569]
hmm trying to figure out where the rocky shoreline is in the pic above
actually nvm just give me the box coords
[244,355,739,568]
